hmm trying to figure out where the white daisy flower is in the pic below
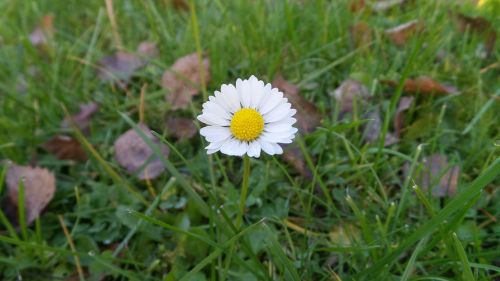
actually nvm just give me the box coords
[198,75,298,157]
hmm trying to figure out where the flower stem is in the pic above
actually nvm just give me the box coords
[236,156,250,228]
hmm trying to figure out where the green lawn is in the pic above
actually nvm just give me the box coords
[1,0,499,280]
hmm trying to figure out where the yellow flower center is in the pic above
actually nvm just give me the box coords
[230,108,264,141]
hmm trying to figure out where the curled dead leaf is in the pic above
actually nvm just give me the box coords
[162,52,210,110]
[330,79,370,113]
[282,145,312,179]
[62,102,99,133]
[114,124,170,180]
[362,109,398,146]
[383,76,458,95]
[406,154,460,197]
[166,117,197,141]
[29,15,54,46]
[394,96,414,137]
[98,51,145,87]
[43,135,87,162]
[272,75,321,133]
[137,41,159,60]
[454,12,496,56]
[172,0,189,11]
[371,0,406,12]
[384,20,424,47]
[6,164,56,225]
[350,22,372,48]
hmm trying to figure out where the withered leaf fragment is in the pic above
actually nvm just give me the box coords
[272,75,321,133]
[62,102,99,133]
[362,109,398,146]
[43,135,87,162]
[455,12,497,57]
[331,79,370,113]
[29,15,54,46]
[384,20,424,47]
[166,117,197,141]
[383,76,458,95]
[114,124,170,180]
[6,165,56,225]
[394,96,414,137]
[162,53,210,110]
[350,22,372,48]
[410,154,460,197]
[98,52,145,87]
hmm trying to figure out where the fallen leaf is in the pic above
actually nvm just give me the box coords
[383,76,458,95]
[362,109,398,146]
[6,164,56,225]
[282,145,312,179]
[371,0,406,12]
[272,75,321,133]
[166,117,197,141]
[330,79,370,113]
[43,135,87,162]
[394,96,414,137]
[408,154,460,197]
[62,102,99,133]
[350,22,372,48]
[172,0,189,11]
[98,51,145,87]
[455,12,496,56]
[384,20,424,47]
[114,124,170,180]
[350,0,366,12]
[162,52,210,110]
[328,224,360,246]
[29,15,54,46]
[137,41,159,60]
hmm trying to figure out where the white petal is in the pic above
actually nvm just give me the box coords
[238,79,252,108]
[265,122,293,133]
[258,139,275,155]
[220,84,241,112]
[200,126,232,143]
[257,83,272,110]
[263,102,292,123]
[233,141,248,156]
[220,139,239,155]
[250,76,265,109]
[203,101,231,120]
[197,113,230,126]
[259,89,283,115]
[205,137,230,150]
[247,141,261,158]
[271,143,283,154]
[260,129,298,143]
[288,109,297,118]
[213,91,231,112]
[207,148,219,154]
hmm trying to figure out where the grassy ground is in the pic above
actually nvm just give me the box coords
[1,0,499,280]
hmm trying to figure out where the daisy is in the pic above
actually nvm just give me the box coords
[198,75,298,157]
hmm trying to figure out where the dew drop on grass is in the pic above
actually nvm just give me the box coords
[127,208,133,214]
[17,275,22,281]
[88,250,95,256]
[104,239,111,245]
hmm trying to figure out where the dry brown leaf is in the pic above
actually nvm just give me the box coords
[114,124,170,180]
[362,109,398,146]
[172,0,189,11]
[272,75,321,133]
[394,96,414,137]
[162,53,210,110]
[385,20,424,47]
[282,145,312,179]
[350,22,372,48]
[98,51,145,87]
[455,12,496,56]
[409,154,460,197]
[43,135,87,162]
[371,0,406,12]
[331,79,370,113]
[350,0,366,12]
[137,41,159,60]
[166,117,197,141]
[6,164,56,225]
[62,102,99,133]
[383,76,458,95]
[29,15,54,46]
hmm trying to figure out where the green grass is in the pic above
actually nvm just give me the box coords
[1,0,499,280]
